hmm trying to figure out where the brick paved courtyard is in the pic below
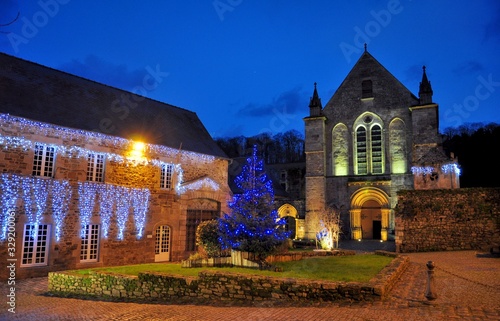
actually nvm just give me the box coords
[1,250,499,321]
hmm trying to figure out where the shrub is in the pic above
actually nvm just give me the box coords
[196,220,226,258]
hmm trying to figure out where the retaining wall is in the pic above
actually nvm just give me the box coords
[395,188,500,253]
[48,252,408,304]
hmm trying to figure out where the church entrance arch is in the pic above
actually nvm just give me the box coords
[349,188,390,241]
[278,204,298,239]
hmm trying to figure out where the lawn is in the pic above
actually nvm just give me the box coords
[70,254,393,283]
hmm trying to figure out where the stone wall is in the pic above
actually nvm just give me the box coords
[48,253,409,304]
[395,188,500,252]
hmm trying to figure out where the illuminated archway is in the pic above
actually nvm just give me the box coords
[278,204,299,239]
[349,188,390,241]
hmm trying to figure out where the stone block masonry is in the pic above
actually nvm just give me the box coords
[395,188,500,253]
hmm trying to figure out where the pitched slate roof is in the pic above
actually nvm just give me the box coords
[0,53,228,159]
[414,145,451,165]
[323,50,419,114]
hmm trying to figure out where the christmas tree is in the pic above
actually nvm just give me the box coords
[218,145,289,266]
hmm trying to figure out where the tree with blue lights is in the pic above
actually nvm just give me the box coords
[218,145,289,267]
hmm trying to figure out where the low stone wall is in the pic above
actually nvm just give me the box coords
[48,254,409,304]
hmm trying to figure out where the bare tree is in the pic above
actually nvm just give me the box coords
[216,129,305,164]
[310,207,342,250]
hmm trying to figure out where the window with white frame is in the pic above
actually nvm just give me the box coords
[86,153,105,182]
[80,224,100,262]
[160,163,173,189]
[32,143,56,177]
[21,224,50,266]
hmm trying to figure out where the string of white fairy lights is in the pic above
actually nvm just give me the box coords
[51,180,72,242]
[77,182,151,241]
[411,164,461,176]
[0,113,216,165]
[0,173,151,242]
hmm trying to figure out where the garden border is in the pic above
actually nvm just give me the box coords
[48,251,409,304]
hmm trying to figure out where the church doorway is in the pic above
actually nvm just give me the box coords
[349,187,390,241]
[277,204,298,239]
[360,200,382,239]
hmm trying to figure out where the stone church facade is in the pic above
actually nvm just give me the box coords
[304,49,460,241]
[0,53,231,280]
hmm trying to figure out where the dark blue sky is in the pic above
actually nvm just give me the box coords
[1,1,499,138]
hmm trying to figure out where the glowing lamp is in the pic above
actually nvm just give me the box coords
[130,141,145,159]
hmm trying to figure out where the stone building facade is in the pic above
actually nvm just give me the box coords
[304,49,460,241]
[0,53,231,280]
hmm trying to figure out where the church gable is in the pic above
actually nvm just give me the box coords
[322,51,419,122]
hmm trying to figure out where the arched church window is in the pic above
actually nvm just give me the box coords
[353,113,385,176]
[371,125,383,174]
[356,127,367,174]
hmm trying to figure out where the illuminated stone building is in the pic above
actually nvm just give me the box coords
[304,49,460,241]
[0,53,231,280]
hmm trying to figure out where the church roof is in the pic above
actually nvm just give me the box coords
[415,145,451,165]
[323,49,419,113]
[0,53,228,159]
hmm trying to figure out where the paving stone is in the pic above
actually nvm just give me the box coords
[0,249,499,320]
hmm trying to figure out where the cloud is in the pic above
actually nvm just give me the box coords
[59,55,147,90]
[234,86,308,136]
[452,61,484,76]
[237,86,305,117]
[213,123,246,139]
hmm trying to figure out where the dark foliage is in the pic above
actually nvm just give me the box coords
[442,122,500,187]
[215,130,305,164]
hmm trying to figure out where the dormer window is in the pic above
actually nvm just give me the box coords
[362,80,373,98]
[160,163,174,189]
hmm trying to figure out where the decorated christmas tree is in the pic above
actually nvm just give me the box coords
[218,145,289,266]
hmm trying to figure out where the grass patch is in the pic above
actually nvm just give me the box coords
[69,254,392,282]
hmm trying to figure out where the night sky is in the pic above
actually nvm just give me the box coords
[1,1,499,138]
